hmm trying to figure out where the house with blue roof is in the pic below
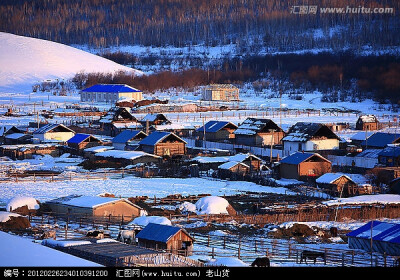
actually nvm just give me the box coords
[138,131,187,157]
[347,221,400,257]
[136,223,195,255]
[67,133,102,153]
[378,145,400,167]
[80,84,142,103]
[361,132,400,149]
[112,130,147,150]
[195,120,238,142]
[279,152,332,180]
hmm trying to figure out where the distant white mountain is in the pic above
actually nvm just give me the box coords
[0,32,143,93]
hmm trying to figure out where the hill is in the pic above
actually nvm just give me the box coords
[0,32,143,93]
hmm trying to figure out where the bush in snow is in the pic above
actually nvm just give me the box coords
[6,196,40,215]
[195,196,236,215]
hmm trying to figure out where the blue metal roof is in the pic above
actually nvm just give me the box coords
[81,84,141,93]
[196,121,236,133]
[112,130,144,144]
[138,131,186,146]
[280,152,317,165]
[347,221,400,244]
[378,146,400,157]
[67,133,91,144]
[361,132,400,148]
[136,223,184,243]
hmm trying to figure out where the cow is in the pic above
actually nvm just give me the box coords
[117,229,136,244]
[300,250,326,264]
[251,257,270,267]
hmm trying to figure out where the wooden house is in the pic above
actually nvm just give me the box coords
[136,223,195,256]
[218,161,250,178]
[3,133,32,145]
[33,123,75,143]
[99,107,141,136]
[234,118,285,146]
[347,221,400,256]
[282,122,340,157]
[316,173,358,197]
[0,144,60,160]
[195,120,238,142]
[350,131,375,147]
[140,113,171,126]
[45,195,144,222]
[0,126,25,144]
[279,152,332,181]
[202,84,239,101]
[138,131,187,157]
[356,115,379,131]
[67,134,102,153]
[378,146,400,167]
[112,130,147,150]
[80,84,142,103]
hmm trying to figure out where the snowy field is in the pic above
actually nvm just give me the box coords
[0,176,295,207]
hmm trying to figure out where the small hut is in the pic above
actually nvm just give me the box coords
[316,173,358,197]
[136,223,195,256]
[67,134,102,153]
[195,120,237,142]
[356,115,379,131]
[138,131,187,157]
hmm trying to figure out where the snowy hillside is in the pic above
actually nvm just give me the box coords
[0,32,143,93]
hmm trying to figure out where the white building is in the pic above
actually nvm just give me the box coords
[202,84,239,101]
[33,123,75,142]
[80,84,143,103]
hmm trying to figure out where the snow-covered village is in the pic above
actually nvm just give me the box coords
[1,0,400,273]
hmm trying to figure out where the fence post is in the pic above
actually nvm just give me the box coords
[238,238,241,259]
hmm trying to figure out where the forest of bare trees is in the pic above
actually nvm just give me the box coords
[0,0,398,50]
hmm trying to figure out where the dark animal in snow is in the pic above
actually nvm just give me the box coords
[300,250,326,264]
[251,257,270,267]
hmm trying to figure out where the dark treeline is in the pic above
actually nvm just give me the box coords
[94,51,400,104]
[0,0,398,50]
[72,67,256,93]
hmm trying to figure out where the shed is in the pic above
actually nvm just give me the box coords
[99,107,140,136]
[67,134,102,152]
[316,173,358,197]
[140,113,171,126]
[279,152,332,181]
[45,195,144,222]
[234,118,285,146]
[218,161,250,178]
[112,130,147,150]
[356,115,379,131]
[347,221,400,256]
[136,223,195,255]
[282,122,340,156]
[4,133,32,145]
[138,131,187,157]
[33,123,75,142]
[195,120,238,142]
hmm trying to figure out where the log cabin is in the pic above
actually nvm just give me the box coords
[234,118,285,146]
[195,120,238,142]
[356,115,379,131]
[136,223,195,256]
[138,131,187,157]
[279,152,332,181]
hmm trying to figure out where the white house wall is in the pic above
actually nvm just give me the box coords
[283,139,339,156]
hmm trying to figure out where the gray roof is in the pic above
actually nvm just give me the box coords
[33,123,74,134]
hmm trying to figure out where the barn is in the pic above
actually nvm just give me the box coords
[45,195,145,222]
[136,223,195,256]
[279,152,332,181]
[138,131,187,157]
[80,84,143,103]
[234,118,285,146]
[347,221,400,256]
[356,115,379,131]
[33,123,75,143]
[195,120,238,142]
[218,161,250,178]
